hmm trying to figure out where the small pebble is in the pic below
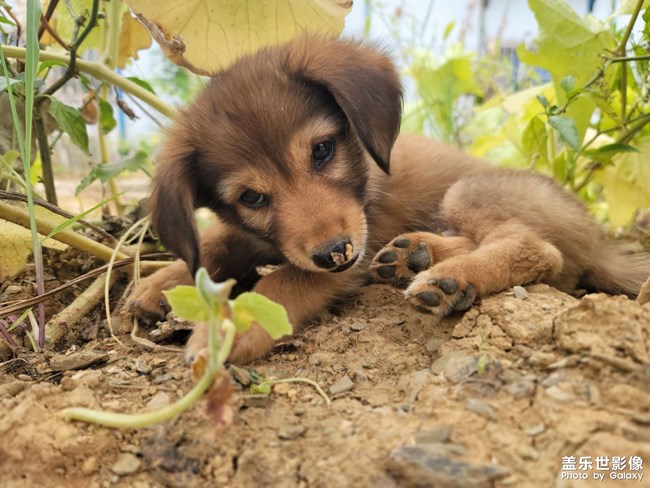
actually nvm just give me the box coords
[465,399,496,420]
[17,374,32,382]
[330,375,354,395]
[146,391,171,410]
[277,424,306,440]
[524,423,545,436]
[415,426,451,444]
[229,365,252,386]
[153,373,173,384]
[5,285,22,294]
[350,323,363,331]
[60,377,76,391]
[425,338,444,354]
[111,453,141,476]
[134,357,152,375]
[242,394,268,408]
[513,286,528,300]
[81,456,98,475]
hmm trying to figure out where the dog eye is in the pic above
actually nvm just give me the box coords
[239,189,268,208]
[312,141,334,168]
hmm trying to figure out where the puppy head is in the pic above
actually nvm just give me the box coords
[151,35,403,275]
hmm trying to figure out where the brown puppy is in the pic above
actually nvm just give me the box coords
[126,35,650,363]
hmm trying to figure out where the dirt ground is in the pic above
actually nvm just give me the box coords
[1,266,649,487]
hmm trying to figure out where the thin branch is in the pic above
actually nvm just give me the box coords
[0,253,173,319]
[609,54,650,63]
[39,13,69,50]
[0,45,175,117]
[0,189,116,244]
[616,0,645,56]
[43,0,100,97]
[37,0,59,40]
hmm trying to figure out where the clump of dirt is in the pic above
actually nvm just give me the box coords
[1,282,649,487]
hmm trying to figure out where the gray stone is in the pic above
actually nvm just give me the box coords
[146,391,171,411]
[388,444,508,487]
[242,394,268,408]
[504,379,536,398]
[153,373,173,384]
[112,453,141,475]
[49,352,109,372]
[465,399,497,420]
[513,286,529,300]
[431,351,477,383]
[134,357,152,374]
[425,338,445,354]
[330,375,354,395]
[229,364,252,386]
[414,426,451,444]
[277,424,306,440]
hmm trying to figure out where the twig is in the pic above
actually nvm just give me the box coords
[0,253,173,319]
[43,0,100,97]
[609,54,650,63]
[0,45,175,117]
[0,189,117,244]
[37,0,59,41]
[3,7,22,46]
[39,13,69,50]
[45,272,117,346]
[0,200,128,263]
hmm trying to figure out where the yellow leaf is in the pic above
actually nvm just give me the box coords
[595,136,650,227]
[118,11,152,68]
[125,0,352,74]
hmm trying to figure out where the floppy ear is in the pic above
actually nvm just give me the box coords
[287,37,403,174]
[149,136,202,277]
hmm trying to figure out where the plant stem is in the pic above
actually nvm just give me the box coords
[62,318,236,429]
[609,54,650,63]
[33,109,58,205]
[0,200,129,262]
[62,359,216,428]
[616,0,645,56]
[0,45,175,117]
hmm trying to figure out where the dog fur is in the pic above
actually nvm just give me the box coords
[126,35,650,364]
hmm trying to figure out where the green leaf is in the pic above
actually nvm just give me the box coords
[0,76,21,92]
[443,21,455,41]
[548,114,580,152]
[522,116,548,165]
[232,292,292,339]
[37,60,68,74]
[48,98,89,154]
[163,285,209,322]
[0,16,15,26]
[583,143,638,163]
[75,150,149,194]
[99,99,117,135]
[559,75,575,94]
[536,94,549,109]
[250,381,271,395]
[126,76,156,94]
[42,193,122,243]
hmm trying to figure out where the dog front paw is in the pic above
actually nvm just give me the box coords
[405,271,477,316]
[123,261,193,324]
[370,234,434,288]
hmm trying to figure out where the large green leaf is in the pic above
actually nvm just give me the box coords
[163,285,210,323]
[48,98,89,154]
[232,292,292,339]
[517,0,616,144]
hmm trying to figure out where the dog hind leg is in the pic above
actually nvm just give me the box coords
[405,221,564,315]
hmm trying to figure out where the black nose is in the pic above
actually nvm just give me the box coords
[312,237,354,270]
